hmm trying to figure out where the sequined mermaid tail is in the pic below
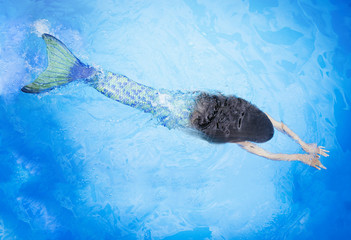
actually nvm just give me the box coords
[21,34,197,129]
[89,70,198,128]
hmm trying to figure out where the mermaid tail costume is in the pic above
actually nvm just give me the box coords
[22,34,199,129]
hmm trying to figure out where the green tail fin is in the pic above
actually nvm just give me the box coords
[22,34,96,93]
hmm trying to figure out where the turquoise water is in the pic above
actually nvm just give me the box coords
[1,0,351,239]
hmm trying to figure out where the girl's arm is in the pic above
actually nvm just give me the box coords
[237,141,326,170]
[236,113,329,170]
[265,113,329,157]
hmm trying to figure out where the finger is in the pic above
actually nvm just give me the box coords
[320,164,327,170]
[322,151,330,156]
[311,161,320,170]
[314,165,321,170]
[320,148,330,153]
[319,152,329,157]
[316,160,327,170]
[318,149,329,157]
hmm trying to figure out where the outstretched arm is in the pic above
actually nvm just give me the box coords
[265,113,329,157]
[237,141,326,170]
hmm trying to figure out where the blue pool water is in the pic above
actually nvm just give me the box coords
[1,0,351,239]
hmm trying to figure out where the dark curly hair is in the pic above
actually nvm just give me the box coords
[190,93,274,143]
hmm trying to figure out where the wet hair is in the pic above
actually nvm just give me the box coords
[190,93,274,143]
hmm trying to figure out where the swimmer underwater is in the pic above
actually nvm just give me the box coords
[22,34,329,170]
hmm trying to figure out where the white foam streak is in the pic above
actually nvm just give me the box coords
[31,19,52,37]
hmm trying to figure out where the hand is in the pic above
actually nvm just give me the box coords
[302,143,329,157]
[297,153,327,170]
